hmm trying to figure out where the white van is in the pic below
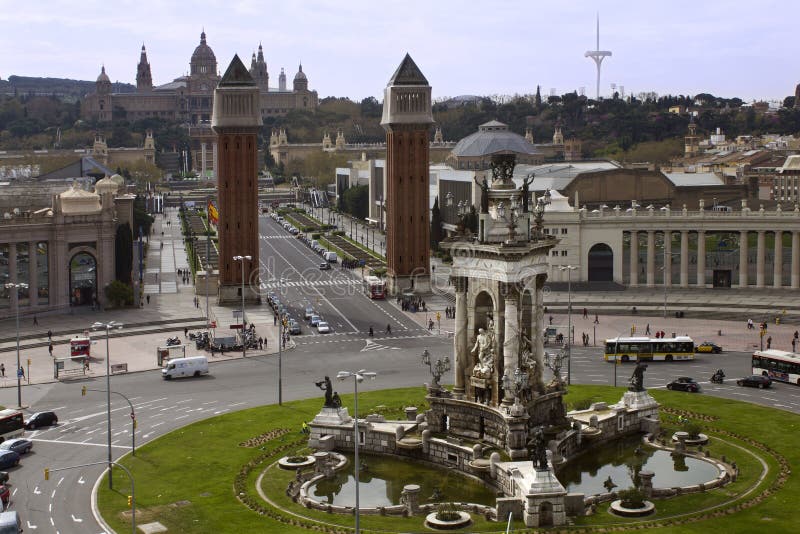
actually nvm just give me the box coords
[0,511,21,534]
[162,356,209,380]
[310,240,319,251]
[324,251,338,263]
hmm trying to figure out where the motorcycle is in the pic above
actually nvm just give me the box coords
[710,369,725,384]
[166,336,182,346]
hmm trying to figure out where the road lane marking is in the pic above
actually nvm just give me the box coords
[26,521,37,529]
[72,514,83,522]
[30,438,130,449]
[78,477,85,484]
[34,486,41,495]
[57,477,64,486]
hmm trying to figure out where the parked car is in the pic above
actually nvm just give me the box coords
[310,315,321,327]
[695,341,722,353]
[0,438,32,455]
[24,411,58,429]
[304,305,314,319]
[737,375,772,388]
[288,319,302,335]
[317,321,331,334]
[666,377,700,392]
[0,451,19,470]
[319,262,331,270]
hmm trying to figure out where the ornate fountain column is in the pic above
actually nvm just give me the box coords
[502,284,519,405]
[533,274,547,393]
[453,276,468,399]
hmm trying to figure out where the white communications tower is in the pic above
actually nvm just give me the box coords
[584,14,612,100]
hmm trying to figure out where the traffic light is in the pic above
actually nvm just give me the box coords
[81,386,87,396]
[27,358,31,366]
[44,468,49,481]
[127,495,132,508]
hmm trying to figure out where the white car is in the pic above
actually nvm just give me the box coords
[317,321,331,334]
[310,314,321,327]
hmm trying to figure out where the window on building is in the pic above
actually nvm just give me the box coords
[561,228,568,234]
[561,250,568,256]
[551,251,558,256]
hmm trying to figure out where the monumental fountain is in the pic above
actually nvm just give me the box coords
[301,153,733,528]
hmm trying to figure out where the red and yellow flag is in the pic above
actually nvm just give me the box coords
[208,200,219,225]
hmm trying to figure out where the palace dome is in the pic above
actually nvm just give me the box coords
[96,66,110,83]
[94,176,119,195]
[60,182,102,215]
[191,31,217,64]
[451,120,539,158]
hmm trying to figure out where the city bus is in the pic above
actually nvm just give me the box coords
[604,336,695,362]
[752,349,800,385]
[0,409,24,442]
[365,276,386,299]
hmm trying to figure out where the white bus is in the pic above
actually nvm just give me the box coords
[0,409,24,442]
[604,336,695,362]
[752,349,800,385]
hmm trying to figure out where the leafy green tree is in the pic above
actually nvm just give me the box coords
[133,196,155,236]
[114,223,133,284]
[430,196,442,251]
[104,279,133,307]
[340,185,368,219]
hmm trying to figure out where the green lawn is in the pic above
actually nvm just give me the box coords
[97,386,798,533]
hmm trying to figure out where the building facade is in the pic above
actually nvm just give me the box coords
[0,177,134,318]
[81,32,318,125]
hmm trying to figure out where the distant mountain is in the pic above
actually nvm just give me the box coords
[0,75,135,102]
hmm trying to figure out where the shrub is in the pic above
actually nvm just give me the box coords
[104,280,133,307]
[685,422,703,439]
[569,398,594,411]
[311,233,321,240]
[617,487,646,509]
[435,502,461,521]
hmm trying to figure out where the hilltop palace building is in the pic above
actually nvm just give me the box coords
[81,31,318,125]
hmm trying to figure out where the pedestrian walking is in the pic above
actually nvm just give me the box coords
[583,308,588,319]
[549,315,553,325]
[184,327,189,338]
[767,336,773,349]
[33,314,39,326]
[793,338,797,352]
[146,294,151,305]
[48,343,53,356]
[645,323,651,335]
[18,366,24,379]
[47,329,53,341]
[0,363,4,377]
[386,324,392,334]
[594,314,599,325]
[274,314,278,326]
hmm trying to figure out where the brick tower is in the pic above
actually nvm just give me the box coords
[212,55,263,304]
[380,54,434,295]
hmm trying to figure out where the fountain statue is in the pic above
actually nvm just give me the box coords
[315,376,335,408]
[629,362,648,392]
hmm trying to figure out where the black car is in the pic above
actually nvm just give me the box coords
[24,411,58,430]
[666,377,700,392]
[737,375,772,389]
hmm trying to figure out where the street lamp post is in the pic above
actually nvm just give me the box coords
[233,255,252,358]
[271,277,286,405]
[337,369,377,534]
[5,282,27,408]
[93,320,122,489]
[559,265,578,385]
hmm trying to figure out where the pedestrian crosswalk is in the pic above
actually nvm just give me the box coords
[260,279,362,290]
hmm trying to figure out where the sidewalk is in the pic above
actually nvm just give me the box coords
[0,207,287,391]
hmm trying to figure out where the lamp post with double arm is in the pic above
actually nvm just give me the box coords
[337,369,377,534]
[5,282,27,408]
[233,255,252,358]
[559,265,578,385]
[92,320,123,489]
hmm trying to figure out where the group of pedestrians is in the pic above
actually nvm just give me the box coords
[444,306,455,319]
[177,268,191,285]
[340,259,361,269]
[399,296,426,312]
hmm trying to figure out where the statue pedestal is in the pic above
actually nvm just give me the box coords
[619,390,658,411]
[312,406,352,426]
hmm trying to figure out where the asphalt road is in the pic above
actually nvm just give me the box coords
[5,216,800,532]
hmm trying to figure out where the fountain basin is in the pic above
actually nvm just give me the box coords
[425,510,472,530]
[609,499,655,517]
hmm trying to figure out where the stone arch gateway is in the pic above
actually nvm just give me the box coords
[588,243,613,282]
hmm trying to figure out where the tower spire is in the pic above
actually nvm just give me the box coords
[584,13,612,100]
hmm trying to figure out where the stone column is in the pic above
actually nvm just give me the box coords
[201,142,207,177]
[453,277,468,399]
[739,230,749,287]
[629,231,639,286]
[756,230,766,288]
[696,231,706,287]
[28,241,38,307]
[212,141,218,180]
[792,232,800,289]
[8,243,17,311]
[646,231,655,287]
[773,231,783,288]
[680,230,689,288]
[664,231,672,287]
[502,288,519,405]
[533,274,546,393]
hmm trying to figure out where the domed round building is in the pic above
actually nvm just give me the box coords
[446,120,544,170]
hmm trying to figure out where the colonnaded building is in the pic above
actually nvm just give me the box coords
[81,31,318,125]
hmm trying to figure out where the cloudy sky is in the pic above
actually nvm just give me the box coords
[1,0,797,102]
